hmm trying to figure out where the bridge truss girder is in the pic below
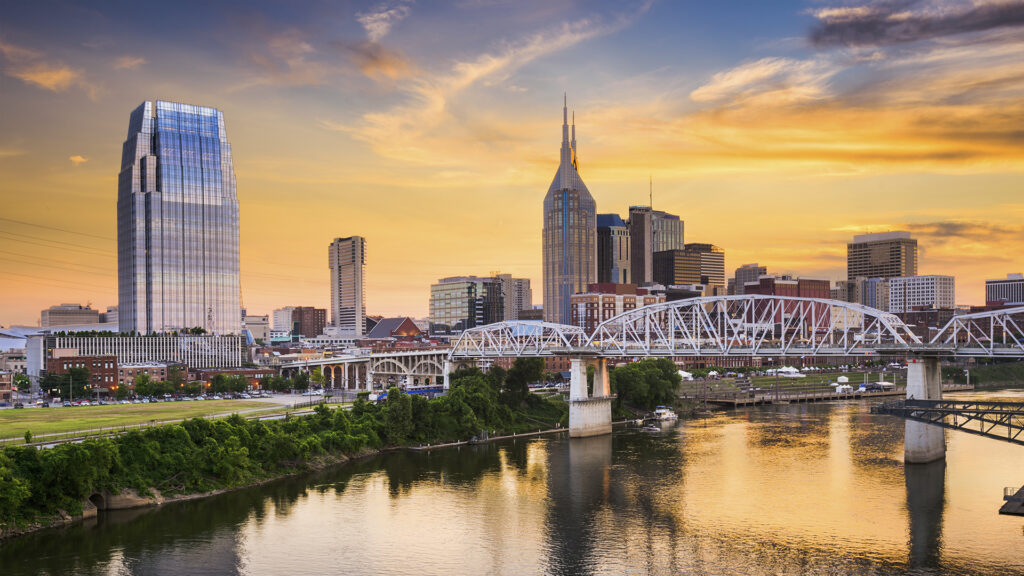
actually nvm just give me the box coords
[873,399,1024,446]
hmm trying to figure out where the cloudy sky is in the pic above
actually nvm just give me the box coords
[1,0,1022,325]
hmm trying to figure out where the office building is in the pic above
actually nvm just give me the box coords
[118,362,169,388]
[653,244,725,292]
[495,274,533,321]
[41,304,100,328]
[429,276,504,334]
[100,306,118,325]
[272,307,296,332]
[242,314,269,342]
[597,214,630,284]
[570,283,664,333]
[328,236,366,337]
[887,275,955,313]
[118,101,241,335]
[744,275,831,299]
[831,279,860,303]
[543,98,596,324]
[860,278,890,311]
[986,273,1024,305]
[291,307,327,338]
[732,264,766,296]
[847,231,918,280]
[628,206,684,285]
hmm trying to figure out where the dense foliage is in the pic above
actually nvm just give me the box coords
[943,361,1024,386]
[610,358,682,411]
[0,359,566,531]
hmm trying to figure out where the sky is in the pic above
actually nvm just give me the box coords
[0,0,1022,326]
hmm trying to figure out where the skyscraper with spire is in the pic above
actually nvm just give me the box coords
[543,96,596,325]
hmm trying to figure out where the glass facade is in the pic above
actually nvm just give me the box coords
[118,101,241,335]
[429,277,503,335]
[543,101,596,325]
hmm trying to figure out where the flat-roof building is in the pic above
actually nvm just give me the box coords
[847,231,918,280]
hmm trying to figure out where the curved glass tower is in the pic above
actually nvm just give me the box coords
[543,98,596,325]
[117,101,241,335]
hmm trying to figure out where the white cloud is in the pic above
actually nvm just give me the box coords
[690,57,836,105]
[357,1,414,42]
[114,55,146,70]
[69,155,88,166]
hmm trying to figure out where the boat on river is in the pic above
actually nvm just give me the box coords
[653,406,678,421]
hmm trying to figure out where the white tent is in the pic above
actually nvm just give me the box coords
[678,370,694,381]
[837,376,849,383]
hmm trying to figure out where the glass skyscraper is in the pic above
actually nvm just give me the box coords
[117,101,241,335]
[543,98,596,325]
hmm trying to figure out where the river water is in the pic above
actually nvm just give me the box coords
[4,391,1024,576]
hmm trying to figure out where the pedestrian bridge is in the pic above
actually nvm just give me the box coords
[449,296,1024,359]
[447,296,1024,450]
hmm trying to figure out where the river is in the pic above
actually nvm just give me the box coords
[4,390,1024,575]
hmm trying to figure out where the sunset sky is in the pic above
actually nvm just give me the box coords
[1,0,1022,326]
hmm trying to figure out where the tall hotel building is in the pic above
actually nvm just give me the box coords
[328,236,366,337]
[543,98,596,324]
[117,101,241,335]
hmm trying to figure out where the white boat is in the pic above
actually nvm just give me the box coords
[653,406,678,421]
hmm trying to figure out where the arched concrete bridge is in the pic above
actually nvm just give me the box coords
[448,296,1024,461]
[280,349,450,391]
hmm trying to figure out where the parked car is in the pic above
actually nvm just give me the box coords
[63,401,72,407]
[13,402,25,409]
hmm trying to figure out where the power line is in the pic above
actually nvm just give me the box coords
[0,231,115,258]
[0,216,114,241]
[0,253,115,276]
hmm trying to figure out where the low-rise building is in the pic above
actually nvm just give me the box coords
[570,283,665,333]
[46,355,119,392]
[41,303,100,328]
[0,371,11,405]
[243,314,270,342]
[118,362,169,387]
[896,307,957,341]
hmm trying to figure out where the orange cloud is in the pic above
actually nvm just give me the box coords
[0,40,102,100]
[69,155,88,166]
[114,55,146,70]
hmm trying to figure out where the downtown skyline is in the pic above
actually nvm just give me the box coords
[2,0,1023,326]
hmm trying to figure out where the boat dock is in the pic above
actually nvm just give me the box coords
[683,384,973,408]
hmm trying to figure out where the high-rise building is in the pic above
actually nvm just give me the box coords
[597,214,630,284]
[887,275,955,313]
[847,232,918,280]
[40,304,100,328]
[291,306,327,338]
[860,278,890,311]
[495,274,533,321]
[117,101,241,335]
[986,273,1024,305]
[543,97,596,325]
[732,264,766,296]
[328,236,366,337]
[429,276,504,335]
[628,207,684,285]
[655,244,725,293]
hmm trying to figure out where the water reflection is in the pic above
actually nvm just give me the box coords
[4,396,1024,576]
[906,460,945,571]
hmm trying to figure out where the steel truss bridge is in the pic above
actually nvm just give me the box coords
[449,296,1024,360]
[873,399,1024,446]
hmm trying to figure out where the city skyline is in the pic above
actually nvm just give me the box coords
[2,1,1023,325]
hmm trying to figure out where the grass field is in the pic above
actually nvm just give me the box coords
[0,400,282,442]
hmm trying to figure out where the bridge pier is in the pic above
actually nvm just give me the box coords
[569,357,613,438]
[905,356,945,464]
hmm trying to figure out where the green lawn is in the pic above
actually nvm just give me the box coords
[0,400,281,442]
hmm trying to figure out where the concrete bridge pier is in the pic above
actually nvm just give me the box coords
[569,357,613,438]
[905,356,945,464]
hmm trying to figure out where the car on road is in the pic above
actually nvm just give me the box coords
[62,401,72,407]
[13,402,24,409]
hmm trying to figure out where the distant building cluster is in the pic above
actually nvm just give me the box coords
[1,96,1020,401]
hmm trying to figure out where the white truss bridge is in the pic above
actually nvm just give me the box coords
[450,296,1024,360]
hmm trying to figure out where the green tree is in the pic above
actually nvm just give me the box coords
[24,430,32,444]
[291,372,310,391]
[610,358,682,411]
[134,373,153,397]
[384,387,413,445]
[115,386,129,400]
[501,358,544,407]
[310,367,325,389]
[12,374,30,393]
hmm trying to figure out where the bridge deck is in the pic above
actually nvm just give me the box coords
[872,397,1024,446]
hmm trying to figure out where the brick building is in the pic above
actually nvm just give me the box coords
[46,355,119,393]
[570,283,665,333]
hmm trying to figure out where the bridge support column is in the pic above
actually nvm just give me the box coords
[569,357,613,438]
[905,356,945,464]
[443,360,451,390]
